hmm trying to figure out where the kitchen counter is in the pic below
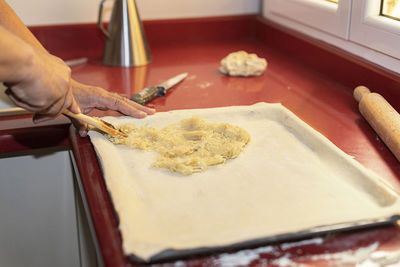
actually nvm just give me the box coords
[2,15,400,266]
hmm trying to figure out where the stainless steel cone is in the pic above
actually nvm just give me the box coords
[98,0,152,67]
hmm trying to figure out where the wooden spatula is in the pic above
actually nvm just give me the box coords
[63,110,128,138]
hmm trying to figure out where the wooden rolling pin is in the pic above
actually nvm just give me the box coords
[354,86,400,161]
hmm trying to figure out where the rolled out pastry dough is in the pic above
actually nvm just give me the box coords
[88,103,400,262]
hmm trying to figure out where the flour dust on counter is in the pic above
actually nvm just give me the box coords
[88,103,400,262]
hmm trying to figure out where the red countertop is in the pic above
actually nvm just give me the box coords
[2,15,400,266]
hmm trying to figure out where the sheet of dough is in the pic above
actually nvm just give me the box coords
[88,103,400,261]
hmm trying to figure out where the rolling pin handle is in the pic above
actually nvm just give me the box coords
[354,85,371,103]
[354,85,400,162]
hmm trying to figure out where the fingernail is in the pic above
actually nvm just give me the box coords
[72,105,81,114]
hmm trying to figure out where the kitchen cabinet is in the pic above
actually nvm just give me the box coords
[0,147,97,267]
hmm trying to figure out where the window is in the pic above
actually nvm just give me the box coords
[381,0,400,20]
[263,0,400,73]
[350,0,400,60]
[263,0,351,38]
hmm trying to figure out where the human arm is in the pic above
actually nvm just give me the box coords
[0,0,75,118]
[0,0,155,135]
[0,25,80,117]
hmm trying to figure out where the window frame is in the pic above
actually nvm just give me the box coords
[262,0,400,74]
[349,0,400,59]
[263,0,352,38]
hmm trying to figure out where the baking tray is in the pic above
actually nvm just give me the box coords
[88,103,400,263]
[135,216,400,263]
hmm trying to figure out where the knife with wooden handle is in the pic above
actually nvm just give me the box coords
[130,73,188,105]
[354,85,400,161]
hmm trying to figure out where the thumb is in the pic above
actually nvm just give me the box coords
[67,93,82,114]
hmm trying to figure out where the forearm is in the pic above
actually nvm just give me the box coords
[0,0,154,130]
[0,0,46,51]
[0,26,34,84]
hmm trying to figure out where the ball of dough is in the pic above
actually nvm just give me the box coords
[219,51,267,77]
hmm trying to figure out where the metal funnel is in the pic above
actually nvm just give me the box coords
[98,0,152,67]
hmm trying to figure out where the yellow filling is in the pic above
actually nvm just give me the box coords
[108,116,251,175]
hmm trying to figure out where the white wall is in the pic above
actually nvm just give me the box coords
[6,0,260,26]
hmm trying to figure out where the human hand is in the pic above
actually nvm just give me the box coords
[69,79,156,137]
[5,47,81,121]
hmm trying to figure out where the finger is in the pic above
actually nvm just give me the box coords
[4,85,29,104]
[5,88,39,111]
[32,113,54,123]
[92,87,155,115]
[40,81,79,119]
[32,95,68,123]
[107,97,147,118]
[71,81,155,116]
[115,93,156,115]
[65,88,82,114]
[6,87,57,113]
[38,95,65,117]
[81,107,94,114]
[6,92,37,111]
[97,92,155,117]
[58,80,81,115]
[121,95,156,115]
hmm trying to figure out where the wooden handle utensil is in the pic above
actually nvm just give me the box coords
[354,86,400,161]
[63,110,128,138]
